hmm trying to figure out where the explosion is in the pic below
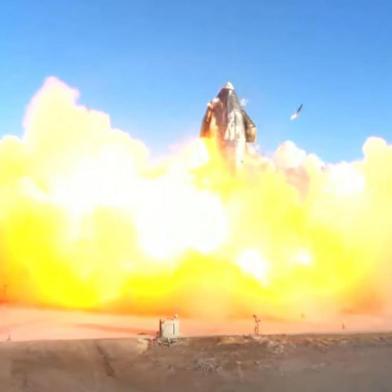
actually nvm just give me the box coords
[0,77,391,320]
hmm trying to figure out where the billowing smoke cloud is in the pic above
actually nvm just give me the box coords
[0,77,391,320]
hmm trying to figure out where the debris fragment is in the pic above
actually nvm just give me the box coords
[290,104,303,120]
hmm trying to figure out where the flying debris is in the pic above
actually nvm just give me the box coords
[200,82,257,169]
[290,104,303,121]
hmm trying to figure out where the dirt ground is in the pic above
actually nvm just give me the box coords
[0,333,392,391]
[1,306,392,391]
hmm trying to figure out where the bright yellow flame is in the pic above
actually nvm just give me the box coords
[236,249,270,285]
[293,249,313,267]
[0,77,390,320]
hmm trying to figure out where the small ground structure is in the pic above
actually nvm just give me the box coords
[159,315,180,339]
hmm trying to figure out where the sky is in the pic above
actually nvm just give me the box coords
[0,0,392,162]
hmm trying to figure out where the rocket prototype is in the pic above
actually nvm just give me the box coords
[200,82,257,169]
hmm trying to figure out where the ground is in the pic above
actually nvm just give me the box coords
[1,306,392,391]
[1,334,392,391]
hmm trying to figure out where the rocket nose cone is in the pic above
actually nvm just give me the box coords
[224,81,235,90]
